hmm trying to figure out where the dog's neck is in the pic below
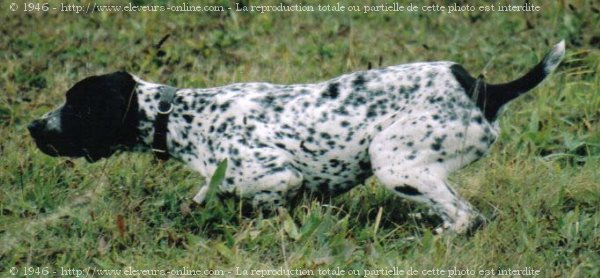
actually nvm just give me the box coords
[129,76,207,166]
[130,76,178,154]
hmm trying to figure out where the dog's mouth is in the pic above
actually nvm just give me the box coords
[34,141,61,157]
[29,127,86,159]
[31,136,86,158]
[29,128,60,156]
[29,126,117,164]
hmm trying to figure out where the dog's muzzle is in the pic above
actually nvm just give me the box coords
[28,118,61,157]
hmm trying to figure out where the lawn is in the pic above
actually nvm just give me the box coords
[1,0,599,277]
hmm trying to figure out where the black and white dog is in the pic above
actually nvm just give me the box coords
[29,41,565,234]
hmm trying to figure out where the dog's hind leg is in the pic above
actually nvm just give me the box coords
[374,166,483,234]
[368,116,488,234]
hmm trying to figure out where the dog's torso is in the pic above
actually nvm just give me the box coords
[134,62,494,201]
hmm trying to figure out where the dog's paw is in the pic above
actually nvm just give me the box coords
[434,213,486,236]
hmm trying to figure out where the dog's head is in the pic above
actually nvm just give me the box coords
[28,71,139,162]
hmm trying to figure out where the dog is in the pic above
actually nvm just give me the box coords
[28,41,565,234]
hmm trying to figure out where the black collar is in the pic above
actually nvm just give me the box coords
[152,86,177,160]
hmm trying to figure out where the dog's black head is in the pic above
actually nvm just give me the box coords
[28,71,139,162]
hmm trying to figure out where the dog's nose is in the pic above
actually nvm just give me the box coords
[28,119,46,134]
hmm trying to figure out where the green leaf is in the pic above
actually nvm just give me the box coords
[299,214,321,241]
[206,159,228,205]
[283,215,301,241]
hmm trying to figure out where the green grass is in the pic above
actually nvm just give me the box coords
[1,0,599,276]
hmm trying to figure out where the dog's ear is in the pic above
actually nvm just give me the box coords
[65,71,138,162]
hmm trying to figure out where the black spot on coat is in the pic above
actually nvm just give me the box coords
[323,82,340,99]
[182,114,194,124]
[395,185,422,196]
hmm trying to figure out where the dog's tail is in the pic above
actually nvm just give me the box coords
[451,40,565,121]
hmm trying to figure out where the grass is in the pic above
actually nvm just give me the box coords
[1,0,599,276]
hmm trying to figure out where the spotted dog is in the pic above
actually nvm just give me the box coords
[28,41,565,234]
